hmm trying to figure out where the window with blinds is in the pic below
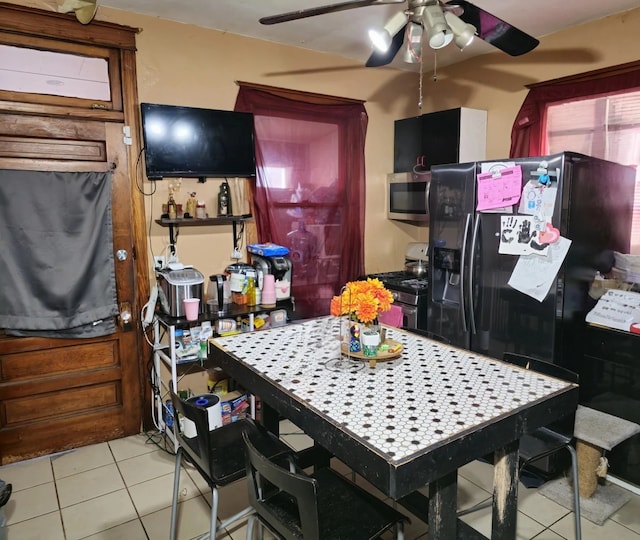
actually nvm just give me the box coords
[546,90,640,253]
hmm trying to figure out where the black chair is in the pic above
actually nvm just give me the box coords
[458,353,581,540]
[400,327,451,344]
[169,390,294,540]
[242,431,410,540]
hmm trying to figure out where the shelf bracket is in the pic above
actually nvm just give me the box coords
[232,220,238,249]
[168,224,176,255]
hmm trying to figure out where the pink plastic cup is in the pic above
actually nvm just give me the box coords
[261,274,277,306]
[183,298,200,321]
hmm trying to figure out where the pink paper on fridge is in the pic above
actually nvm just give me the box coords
[476,165,523,211]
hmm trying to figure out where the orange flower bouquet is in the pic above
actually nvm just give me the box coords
[329,278,394,324]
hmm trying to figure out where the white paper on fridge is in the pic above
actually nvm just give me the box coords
[476,165,522,211]
[507,236,572,302]
[499,215,550,256]
[519,180,557,220]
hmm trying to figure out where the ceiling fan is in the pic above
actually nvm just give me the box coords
[259,0,539,68]
[58,0,98,24]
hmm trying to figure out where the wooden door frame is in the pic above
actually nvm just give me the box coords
[0,2,152,428]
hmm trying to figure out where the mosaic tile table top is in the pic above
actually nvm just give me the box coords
[212,316,575,464]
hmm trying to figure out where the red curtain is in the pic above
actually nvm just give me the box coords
[510,64,640,158]
[235,84,368,319]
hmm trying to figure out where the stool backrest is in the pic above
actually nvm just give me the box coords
[170,390,211,478]
[243,432,319,540]
[502,353,578,437]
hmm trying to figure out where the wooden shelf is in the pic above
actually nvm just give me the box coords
[155,215,252,227]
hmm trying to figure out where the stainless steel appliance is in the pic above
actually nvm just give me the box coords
[157,267,204,317]
[368,242,429,330]
[387,171,430,222]
[427,152,636,477]
[250,253,293,300]
[427,152,635,358]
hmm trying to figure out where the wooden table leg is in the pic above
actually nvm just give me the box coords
[428,471,458,540]
[492,440,519,540]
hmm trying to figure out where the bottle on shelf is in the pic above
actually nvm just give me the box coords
[196,200,207,219]
[167,194,177,220]
[246,276,257,306]
[185,192,197,218]
[217,181,232,216]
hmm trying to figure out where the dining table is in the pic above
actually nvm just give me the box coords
[209,316,579,539]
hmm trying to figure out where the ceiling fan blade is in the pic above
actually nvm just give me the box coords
[260,0,380,25]
[365,24,406,67]
[454,0,539,56]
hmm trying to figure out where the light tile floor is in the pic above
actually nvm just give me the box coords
[1,420,639,540]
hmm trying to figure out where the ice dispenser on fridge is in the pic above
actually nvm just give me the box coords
[432,246,462,305]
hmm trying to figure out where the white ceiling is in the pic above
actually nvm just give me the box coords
[98,0,638,71]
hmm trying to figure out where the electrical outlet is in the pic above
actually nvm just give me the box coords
[231,248,242,259]
[154,256,165,270]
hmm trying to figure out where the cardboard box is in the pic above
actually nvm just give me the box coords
[220,391,250,425]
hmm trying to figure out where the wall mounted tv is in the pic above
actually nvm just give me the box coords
[140,103,257,180]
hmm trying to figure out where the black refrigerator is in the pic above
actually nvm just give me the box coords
[427,152,635,370]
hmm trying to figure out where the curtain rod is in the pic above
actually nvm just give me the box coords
[526,59,640,89]
[235,80,365,105]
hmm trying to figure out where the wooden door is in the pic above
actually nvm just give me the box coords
[0,5,149,464]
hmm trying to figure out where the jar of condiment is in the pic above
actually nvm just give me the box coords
[196,201,207,219]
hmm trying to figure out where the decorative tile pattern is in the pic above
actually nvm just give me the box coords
[213,317,572,463]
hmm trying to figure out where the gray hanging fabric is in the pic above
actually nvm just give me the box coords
[0,169,118,337]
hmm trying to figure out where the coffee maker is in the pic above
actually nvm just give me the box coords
[251,254,293,301]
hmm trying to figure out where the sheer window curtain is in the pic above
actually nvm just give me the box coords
[235,83,368,318]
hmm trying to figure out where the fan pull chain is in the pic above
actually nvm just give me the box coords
[418,54,423,110]
[433,52,438,82]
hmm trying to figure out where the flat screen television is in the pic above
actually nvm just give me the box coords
[140,103,257,180]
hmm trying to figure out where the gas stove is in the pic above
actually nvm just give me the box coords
[367,271,428,296]
[367,242,429,330]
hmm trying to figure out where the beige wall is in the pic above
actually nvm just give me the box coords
[8,1,640,280]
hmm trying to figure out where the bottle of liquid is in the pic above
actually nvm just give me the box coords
[217,181,231,216]
[246,276,257,306]
[185,192,197,218]
[167,194,177,220]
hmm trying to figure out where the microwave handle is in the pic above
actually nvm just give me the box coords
[426,178,431,217]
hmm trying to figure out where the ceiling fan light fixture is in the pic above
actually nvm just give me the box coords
[444,11,476,50]
[423,4,453,50]
[369,11,408,53]
[402,21,423,63]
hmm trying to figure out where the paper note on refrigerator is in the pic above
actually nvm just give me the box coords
[519,181,557,220]
[499,215,551,256]
[507,236,572,302]
[476,165,522,211]
[479,162,516,213]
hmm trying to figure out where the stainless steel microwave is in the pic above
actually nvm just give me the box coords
[387,171,430,222]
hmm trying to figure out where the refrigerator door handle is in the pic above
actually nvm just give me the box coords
[460,213,471,333]
[469,213,481,335]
